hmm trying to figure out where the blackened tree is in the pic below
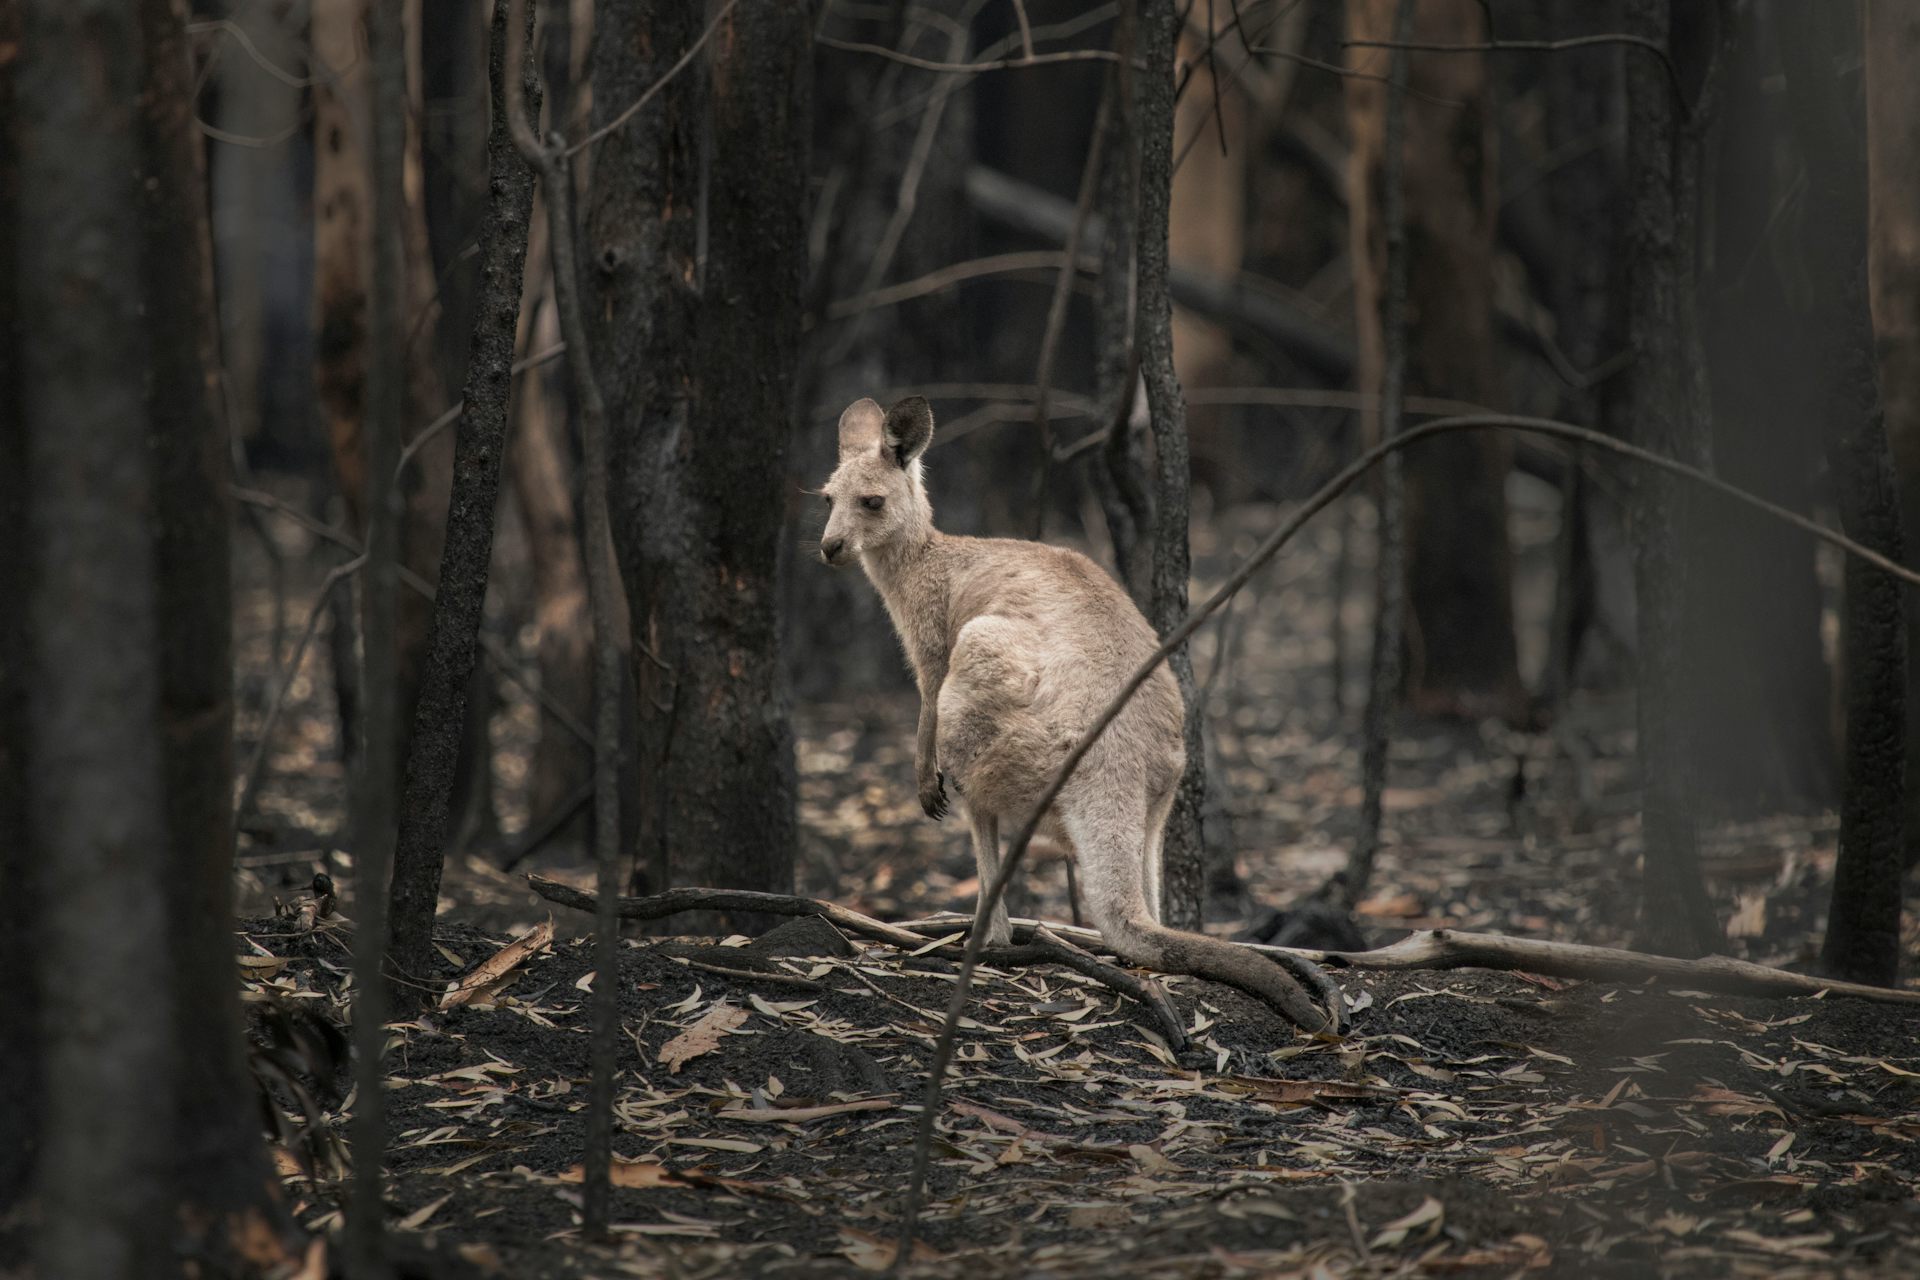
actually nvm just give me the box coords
[590,0,808,928]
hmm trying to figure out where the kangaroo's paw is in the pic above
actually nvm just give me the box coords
[918,770,950,821]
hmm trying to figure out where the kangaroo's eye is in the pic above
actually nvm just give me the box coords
[861,496,885,512]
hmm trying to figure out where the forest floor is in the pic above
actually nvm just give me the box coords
[230,483,1920,1276]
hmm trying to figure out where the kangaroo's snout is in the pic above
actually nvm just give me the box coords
[820,536,847,566]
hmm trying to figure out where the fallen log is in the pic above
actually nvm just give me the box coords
[897,914,1920,1007]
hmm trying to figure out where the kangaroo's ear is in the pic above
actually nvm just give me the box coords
[883,396,934,468]
[837,398,885,459]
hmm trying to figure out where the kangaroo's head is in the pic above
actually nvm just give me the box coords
[819,395,934,567]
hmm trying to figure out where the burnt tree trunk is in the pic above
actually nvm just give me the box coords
[347,0,408,1270]
[1686,13,1834,817]
[1778,2,1908,988]
[139,0,299,1258]
[1865,0,1920,870]
[0,0,34,1219]
[1624,0,1721,957]
[311,0,460,787]
[388,0,539,1015]
[16,2,173,1271]
[1137,0,1208,931]
[1348,0,1524,723]
[1345,0,1415,906]
[592,0,805,930]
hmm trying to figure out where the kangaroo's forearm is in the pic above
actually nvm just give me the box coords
[913,658,946,774]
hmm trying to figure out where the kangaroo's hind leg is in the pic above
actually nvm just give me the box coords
[964,803,1013,947]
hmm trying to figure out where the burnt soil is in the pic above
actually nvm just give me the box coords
[229,484,1920,1276]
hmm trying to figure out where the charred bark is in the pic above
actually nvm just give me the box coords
[1865,0,1920,870]
[0,0,33,1218]
[1778,3,1908,987]
[389,0,540,1015]
[16,2,172,1271]
[592,0,805,931]
[1137,0,1208,930]
[1624,0,1721,958]
[347,0,407,1270]
[139,0,299,1259]
[1346,0,1415,906]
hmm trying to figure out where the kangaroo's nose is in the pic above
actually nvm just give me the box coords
[821,537,845,564]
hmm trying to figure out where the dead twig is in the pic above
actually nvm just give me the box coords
[234,554,363,829]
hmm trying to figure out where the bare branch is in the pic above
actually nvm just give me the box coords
[817,33,1124,73]
[827,250,1088,318]
[1343,32,1688,116]
[563,0,737,158]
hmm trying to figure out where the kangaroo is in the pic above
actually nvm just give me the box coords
[819,395,1331,1032]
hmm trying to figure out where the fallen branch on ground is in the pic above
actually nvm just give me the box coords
[525,878,1191,1049]
[895,914,1920,1006]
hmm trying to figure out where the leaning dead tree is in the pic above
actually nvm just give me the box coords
[387,0,540,1017]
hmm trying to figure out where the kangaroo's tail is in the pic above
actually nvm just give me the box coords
[1106,916,1338,1034]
